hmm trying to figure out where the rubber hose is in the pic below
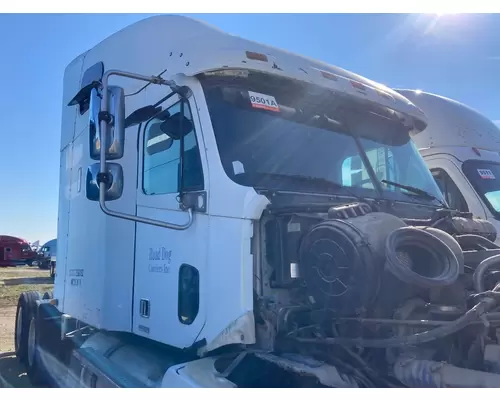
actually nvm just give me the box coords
[394,356,500,388]
[384,227,460,288]
[420,227,464,274]
[473,253,500,292]
[292,295,498,348]
[456,234,500,250]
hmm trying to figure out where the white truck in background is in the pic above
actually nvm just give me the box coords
[395,89,500,244]
[13,15,500,388]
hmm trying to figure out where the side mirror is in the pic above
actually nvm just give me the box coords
[125,105,162,129]
[86,162,124,201]
[89,86,125,160]
[160,112,194,140]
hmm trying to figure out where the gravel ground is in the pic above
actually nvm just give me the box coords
[0,266,53,387]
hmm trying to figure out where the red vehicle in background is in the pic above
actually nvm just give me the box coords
[0,235,37,266]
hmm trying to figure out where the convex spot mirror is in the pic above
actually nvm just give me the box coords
[146,109,194,156]
[128,106,193,139]
[160,112,193,140]
[86,162,124,201]
[89,86,125,161]
[125,105,162,129]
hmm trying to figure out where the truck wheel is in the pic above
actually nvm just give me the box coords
[14,291,41,365]
[50,264,55,279]
[26,314,48,386]
[38,262,48,270]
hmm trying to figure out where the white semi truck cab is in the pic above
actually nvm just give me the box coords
[14,15,500,388]
[396,89,500,244]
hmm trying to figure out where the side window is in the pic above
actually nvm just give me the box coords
[431,168,468,212]
[143,100,204,195]
[342,154,372,188]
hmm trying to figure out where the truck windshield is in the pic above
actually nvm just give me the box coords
[462,159,500,217]
[199,72,444,206]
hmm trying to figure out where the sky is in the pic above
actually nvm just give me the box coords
[0,13,499,244]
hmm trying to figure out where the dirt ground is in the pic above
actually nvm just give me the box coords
[0,266,54,388]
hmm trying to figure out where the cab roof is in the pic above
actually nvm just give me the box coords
[396,89,500,153]
[62,15,428,150]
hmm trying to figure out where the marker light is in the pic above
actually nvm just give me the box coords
[350,80,367,91]
[246,51,268,62]
[320,71,338,81]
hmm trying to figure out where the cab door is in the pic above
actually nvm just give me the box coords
[132,93,209,349]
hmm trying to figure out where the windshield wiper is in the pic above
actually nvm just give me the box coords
[255,173,343,189]
[381,179,448,208]
[251,173,364,200]
[280,174,344,188]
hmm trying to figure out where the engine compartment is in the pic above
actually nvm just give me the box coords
[252,202,500,387]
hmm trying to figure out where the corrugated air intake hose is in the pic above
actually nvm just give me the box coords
[384,226,461,288]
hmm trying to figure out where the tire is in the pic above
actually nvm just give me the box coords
[26,314,49,387]
[38,261,49,270]
[35,303,65,388]
[14,291,41,366]
[50,264,55,279]
[26,316,37,376]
